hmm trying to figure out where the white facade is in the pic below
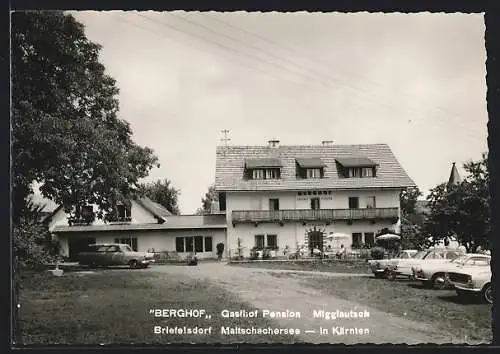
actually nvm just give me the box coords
[48,199,228,260]
[225,189,401,258]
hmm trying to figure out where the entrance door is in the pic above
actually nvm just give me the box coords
[68,237,96,261]
[308,230,324,256]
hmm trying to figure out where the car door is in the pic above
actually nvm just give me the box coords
[111,245,126,265]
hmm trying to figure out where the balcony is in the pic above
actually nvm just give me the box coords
[231,207,399,226]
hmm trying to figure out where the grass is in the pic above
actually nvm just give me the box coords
[15,268,300,345]
[269,272,492,343]
[228,259,371,274]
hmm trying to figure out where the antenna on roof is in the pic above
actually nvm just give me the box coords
[220,129,231,146]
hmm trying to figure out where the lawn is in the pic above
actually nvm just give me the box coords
[228,259,370,274]
[268,272,492,344]
[15,267,300,345]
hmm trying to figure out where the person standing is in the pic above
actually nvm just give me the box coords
[216,243,224,261]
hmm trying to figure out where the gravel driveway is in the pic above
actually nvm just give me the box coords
[151,263,459,344]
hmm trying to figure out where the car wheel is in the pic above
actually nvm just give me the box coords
[432,274,447,290]
[129,260,138,269]
[481,283,493,304]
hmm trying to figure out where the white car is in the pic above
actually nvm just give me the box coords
[412,253,491,289]
[368,249,418,278]
[448,267,493,304]
[385,248,465,280]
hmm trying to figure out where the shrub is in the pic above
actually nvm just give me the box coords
[262,248,271,260]
[249,247,259,260]
[370,246,386,260]
[359,249,371,259]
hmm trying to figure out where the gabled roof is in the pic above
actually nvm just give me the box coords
[335,157,377,167]
[296,157,326,168]
[135,197,172,223]
[245,158,282,168]
[215,144,416,191]
[42,197,172,224]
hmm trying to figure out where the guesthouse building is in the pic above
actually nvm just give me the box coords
[214,140,416,258]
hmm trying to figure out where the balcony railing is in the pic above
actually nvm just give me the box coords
[231,207,399,226]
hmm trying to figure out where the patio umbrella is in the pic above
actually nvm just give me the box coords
[376,233,401,241]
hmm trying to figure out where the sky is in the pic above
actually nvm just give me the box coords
[33,11,488,214]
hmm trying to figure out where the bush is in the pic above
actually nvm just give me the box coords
[262,248,271,260]
[370,247,386,260]
[249,247,260,260]
[359,249,371,259]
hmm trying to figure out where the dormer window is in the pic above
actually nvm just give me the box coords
[245,158,282,180]
[336,157,377,178]
[296,157,325,179]
[111,201,132,222]
[71,204,95,225]
[307,168,322,179]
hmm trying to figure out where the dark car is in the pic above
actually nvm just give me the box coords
[78,243,155,269]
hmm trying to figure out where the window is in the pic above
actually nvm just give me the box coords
[116,203,132,221]
[364,232,375,247]
[255,235,265,249]
[311,198,320,210]
[265,169,280,179]
[107,245,120,252]
[348,197,359,209]
[352,233,362,249]
[176,237,184,252]
[251,168,280,180]
[269,199,280,211]
[361,167,374,177]
[252,169,264,179]
[195,236,203,253]
[204,237,213,252]
[346,167,375,178]
[114,237,138,251]
[307,168,322,179]
[365,196,376,208]
[185,237,194,252]
[267,234,278,249]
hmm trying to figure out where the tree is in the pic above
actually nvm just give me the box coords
[196,184,218,215]
[137,179,180,215]
[11,11,159,225]
[399,187,429,249]
[424,153,490,252]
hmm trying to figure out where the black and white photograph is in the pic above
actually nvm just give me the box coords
[11,9,493,345]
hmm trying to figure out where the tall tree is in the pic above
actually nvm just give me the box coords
[424,153,490,252]
[196,184,218,215]
[11,11,159,224]
[138,179,180,215]
[399,187,430,249]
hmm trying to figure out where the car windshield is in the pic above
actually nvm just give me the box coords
[413,251,428,259]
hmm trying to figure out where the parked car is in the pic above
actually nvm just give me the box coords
[368,249,418,278]
[385,248,465,281]
[412,253,491,289]
[78,243,155,269]
[448,267,493,304]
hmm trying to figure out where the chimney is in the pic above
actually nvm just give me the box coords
[268,139,280,148]
[322,140,334,146]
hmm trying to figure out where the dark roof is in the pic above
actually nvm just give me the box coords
[335,157,377,167]
[52,215,227,233]
[245,158,282,168]
[296,157,326,168]
[448,162,461,186]
[215,144,416,191]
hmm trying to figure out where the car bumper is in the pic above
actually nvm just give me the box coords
[454,284,481,293]
[415,276,430,282]
[141,259,154,265]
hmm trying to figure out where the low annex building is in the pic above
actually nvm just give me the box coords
[44,197,227,261]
